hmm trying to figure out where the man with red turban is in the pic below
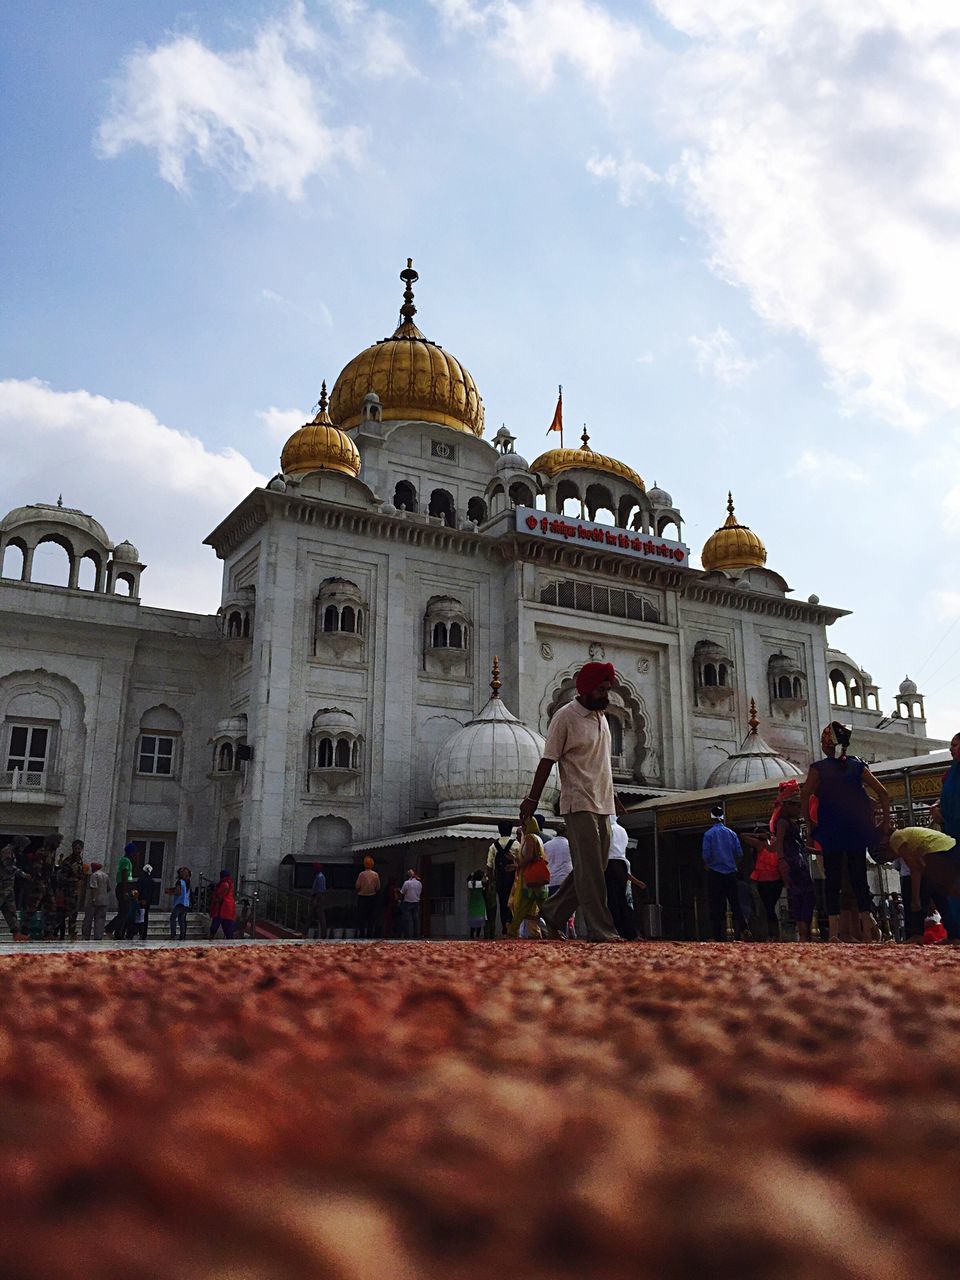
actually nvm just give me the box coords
[520,662,622,942]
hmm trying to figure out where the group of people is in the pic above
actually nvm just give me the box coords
[702,721,960,944]
[301,861,423,941]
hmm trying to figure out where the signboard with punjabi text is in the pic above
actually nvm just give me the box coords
[515,507,690,567]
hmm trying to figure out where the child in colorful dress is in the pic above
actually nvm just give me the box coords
[508,822,550,939]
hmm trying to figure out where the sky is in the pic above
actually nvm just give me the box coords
[3,0,960,738]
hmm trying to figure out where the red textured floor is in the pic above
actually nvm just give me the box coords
[3,941,960,1280]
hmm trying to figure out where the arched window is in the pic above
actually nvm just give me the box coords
[777,675,792,699]
[335,738,351,768]
[323,605,339,633]
[228,611,243,637]
[429,489,456,526]
[394,480,417,512]
[218,742,234,771]
[830,670,848,706]
[467,497,487,524]
[317,739,333,768]
[242,612,251,638]
[509,482,534,508]
[617,495,639,529]
[1,542,26,581]
[539,581,661,623]
[356,609,364,636]
[351,740,361,769]
[557,479,581,517]
[77,552,100,592]
[718,664,728,687]
[341,606,356,634]
[585,483,615,524]
[449,622,463,648]
[608,716,623,756]
[114,574,134,597]
[850,682,862,708]
[704,664,717,687]
[793,676,803,699]
[433,621,448,648]
[32,537,72,588]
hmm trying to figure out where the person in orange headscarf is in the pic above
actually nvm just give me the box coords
[355,856,381,939]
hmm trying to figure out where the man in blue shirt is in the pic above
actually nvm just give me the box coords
[701,805,750,942]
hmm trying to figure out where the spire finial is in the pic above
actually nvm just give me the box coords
[318,381,328,413]
[748,697,759,735]
[56,494,63,508]
[580,425,590,450]
[490,655,501,699]
[727,491,735,518]
[399,257,418,325]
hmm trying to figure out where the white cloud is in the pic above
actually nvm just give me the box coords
[258,406,306,442]
[430,0,648,91]
[932,591,960,620]
[586,151,660,206]
[260,286,333,329]
[690,326,756,385]
[651,1,960,427]
[0,379,265,613]
[792,449,870,486]
[96,2,365,198]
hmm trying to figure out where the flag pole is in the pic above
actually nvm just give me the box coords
[559,384,563,449]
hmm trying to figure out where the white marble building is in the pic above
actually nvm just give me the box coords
[0,262,944,932]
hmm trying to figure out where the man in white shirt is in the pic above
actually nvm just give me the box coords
[399,869,422,939]
[520,661,621,942]
[605,818,640,940]
[542,825,575,938]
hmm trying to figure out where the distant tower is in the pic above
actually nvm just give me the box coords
[895,676,926,729]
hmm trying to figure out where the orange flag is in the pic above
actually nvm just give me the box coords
[547,385,563,438]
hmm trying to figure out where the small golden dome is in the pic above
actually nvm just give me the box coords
[701,492,767,572]
[280,383,361,479]
[328,260,484,437]
[529,428,645,492]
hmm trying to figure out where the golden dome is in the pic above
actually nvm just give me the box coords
[701,492,767,572]
[529,428,645,492]
[280,383,361,479]
[328,260,484,437]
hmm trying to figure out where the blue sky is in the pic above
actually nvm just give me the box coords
[3,1,960,738]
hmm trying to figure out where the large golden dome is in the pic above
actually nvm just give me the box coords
[530,428,644,492]
[280,383,361,479]
[701,492,767,572]
[328,260,484,437]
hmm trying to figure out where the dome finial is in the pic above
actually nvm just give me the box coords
[318,381,328,414]
[748,697,759,735]
[490,654,502,699]
[399,257,418,325]
[580,425,590,450]
[727,491,735,519]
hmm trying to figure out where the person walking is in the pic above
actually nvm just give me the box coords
[168,867,190,940]
[81,861,112,940]
[136,863,154,940]
[55,840,85,940]
[800,723,889,943]
[520,661,622,944]
[398,869,422,939]
[355,857,381,939]
[0,836,31,941]
[209,869,236,939]
[740,827,783,941]
[486,821,520,936]
[605,818,644,940]
[467,869,486,939]
[305,864,327,940]
[542,823,576,938]
[702,805,751,942]
[105,844,135,937]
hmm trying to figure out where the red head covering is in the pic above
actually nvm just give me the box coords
[576,662,616,697]
[90,862,103,871]
[769,777,801,835]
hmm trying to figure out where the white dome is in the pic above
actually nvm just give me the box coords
[495,450,530,474]
[214,714,247,739]
[311,708,357,733]
[112,539,139,563]
[707,707,804,787]
[432,694,558,817]
[899,675,918,696]
[647,482,672,507]
[0,502,110,548]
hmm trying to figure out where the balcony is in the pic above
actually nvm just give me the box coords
[0,768,65,806]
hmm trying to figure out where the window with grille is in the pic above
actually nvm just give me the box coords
[540,581,661,623]
[7,724,49,774]
[138,735,175,776]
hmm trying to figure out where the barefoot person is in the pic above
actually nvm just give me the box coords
[520,661,621,943]
[800,722,890,943]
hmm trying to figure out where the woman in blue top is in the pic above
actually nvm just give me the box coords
[800,722,890,943]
